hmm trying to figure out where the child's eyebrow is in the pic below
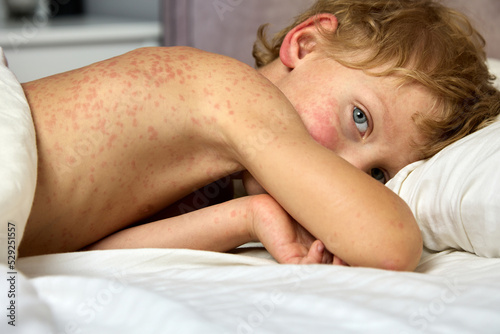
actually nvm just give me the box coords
[360,82,391,133]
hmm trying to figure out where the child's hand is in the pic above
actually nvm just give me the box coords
[248,194,341,265]
[287,239,331,265]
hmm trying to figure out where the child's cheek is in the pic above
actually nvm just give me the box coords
[300,100,340,151]
[309,118,339,151]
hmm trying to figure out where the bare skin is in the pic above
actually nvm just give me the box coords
[19,15,428,270]
[21,47,247,255]
[19,46,333,264]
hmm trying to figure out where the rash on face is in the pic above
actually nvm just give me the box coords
[296,98,340,151]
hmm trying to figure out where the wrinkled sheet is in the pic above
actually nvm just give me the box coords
[1,247,497,334]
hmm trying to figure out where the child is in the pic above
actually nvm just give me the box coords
[18,0,499,271]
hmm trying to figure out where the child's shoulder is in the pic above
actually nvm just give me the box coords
[129,46,277,91]
[128,46,296,134]
[127,46,253,73]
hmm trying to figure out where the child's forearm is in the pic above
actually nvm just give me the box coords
[86,196,256,253]
[237,137,422,271]
[85,194,328,265]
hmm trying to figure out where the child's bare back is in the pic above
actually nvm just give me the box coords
[20,47,280,256]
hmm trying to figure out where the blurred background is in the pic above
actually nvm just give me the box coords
[0,0,162,82]
[1,0,499,83]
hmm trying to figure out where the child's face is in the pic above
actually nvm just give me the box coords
[274,55,437,183]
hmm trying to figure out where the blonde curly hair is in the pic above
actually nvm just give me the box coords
[253,0,500,158]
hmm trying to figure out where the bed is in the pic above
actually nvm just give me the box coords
[2,1,500,333]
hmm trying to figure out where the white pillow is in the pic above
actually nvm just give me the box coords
[488,58,500,90]
[0,48,38,265]
[387,58,500,257]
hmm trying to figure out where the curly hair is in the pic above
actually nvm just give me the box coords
[253,0,500,158]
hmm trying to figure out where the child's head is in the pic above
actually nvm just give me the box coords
[254,0,500,159]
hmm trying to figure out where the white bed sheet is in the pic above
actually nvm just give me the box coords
[4,248,499,334]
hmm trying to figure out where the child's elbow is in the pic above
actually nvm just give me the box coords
[380,226,423,272]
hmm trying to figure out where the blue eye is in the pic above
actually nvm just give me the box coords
[353,107,368,134]
[371,168,386,184]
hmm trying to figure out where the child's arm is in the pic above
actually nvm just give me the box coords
[229,124,422,271]
[220,80,422,272]
[85,195,331,265]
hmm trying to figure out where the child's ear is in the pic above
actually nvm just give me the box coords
[280,14,338,69]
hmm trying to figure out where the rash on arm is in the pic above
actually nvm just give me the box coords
[85,195,329,265]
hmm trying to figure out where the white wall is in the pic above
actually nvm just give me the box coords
[85,0,160,21]
[0,0,161,22]
[0,2,5,20]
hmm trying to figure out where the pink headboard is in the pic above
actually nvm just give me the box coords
[162,0,315,66]
[162,0,500,65]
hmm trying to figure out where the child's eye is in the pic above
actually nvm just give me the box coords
[371,168,387,184]
[353,106,369,135]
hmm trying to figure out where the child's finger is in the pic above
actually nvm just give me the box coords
[299,240,325,264]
